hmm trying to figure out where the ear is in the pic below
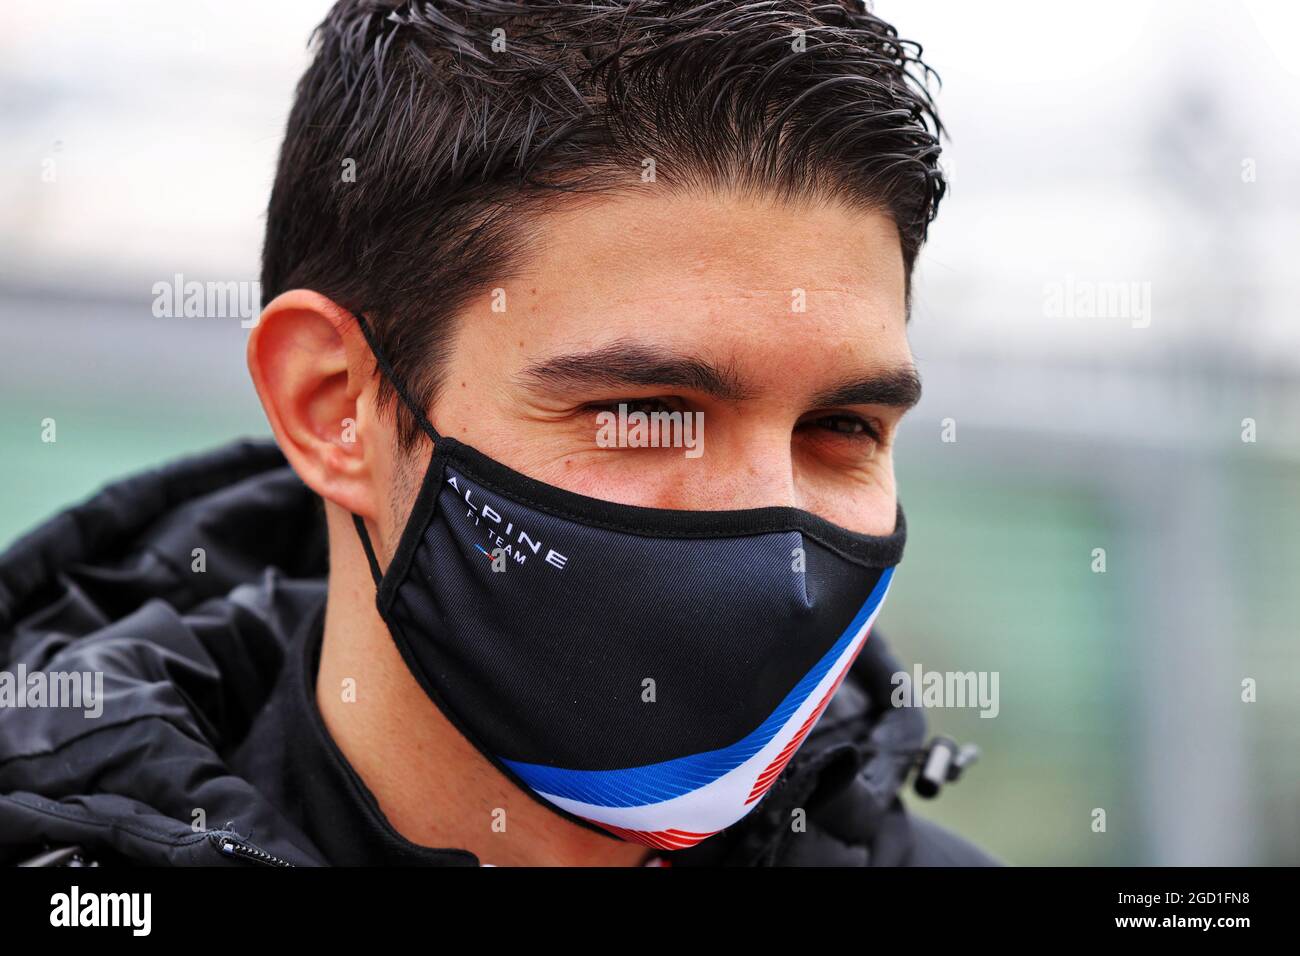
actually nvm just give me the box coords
[246,289,385,520]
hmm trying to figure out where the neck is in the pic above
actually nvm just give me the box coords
[314,521,653,867]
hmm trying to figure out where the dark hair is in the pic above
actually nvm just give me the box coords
[262,0,946,451]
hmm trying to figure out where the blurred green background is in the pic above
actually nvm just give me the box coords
[890,441,1300,865]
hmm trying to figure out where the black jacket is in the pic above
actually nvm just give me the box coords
[0,439,999,867]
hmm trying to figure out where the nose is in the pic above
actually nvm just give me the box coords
[662,424,800,512]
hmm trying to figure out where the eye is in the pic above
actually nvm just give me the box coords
[583,397,680,417]
[800,413,882,442]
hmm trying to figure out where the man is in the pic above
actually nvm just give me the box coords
[0,0,997,866]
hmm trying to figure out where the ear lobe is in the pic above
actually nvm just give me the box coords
[247,289,383,520]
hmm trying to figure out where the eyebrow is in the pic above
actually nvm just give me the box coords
[517,342,753,401]
[516,341,922,410]
[810,366,922,410]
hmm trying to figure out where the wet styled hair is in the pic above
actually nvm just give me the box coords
[262,0,945,450]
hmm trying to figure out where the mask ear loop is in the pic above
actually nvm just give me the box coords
[351,311,443,443]
[347,309,445,587]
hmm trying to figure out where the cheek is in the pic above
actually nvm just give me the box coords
[562,451,729,510]
[797,453,898,536]
[382,449,429,555]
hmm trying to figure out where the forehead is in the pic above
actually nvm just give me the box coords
[465,190,912,379]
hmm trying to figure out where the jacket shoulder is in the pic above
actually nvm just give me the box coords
[902,814,1002,866]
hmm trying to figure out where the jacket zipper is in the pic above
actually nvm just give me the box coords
[208,830,296,867]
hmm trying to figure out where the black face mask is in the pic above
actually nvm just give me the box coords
[349,312,906,851]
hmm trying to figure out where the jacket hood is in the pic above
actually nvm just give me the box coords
[0,438,963,866]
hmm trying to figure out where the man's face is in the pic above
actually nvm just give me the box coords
[419,191,916,536]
